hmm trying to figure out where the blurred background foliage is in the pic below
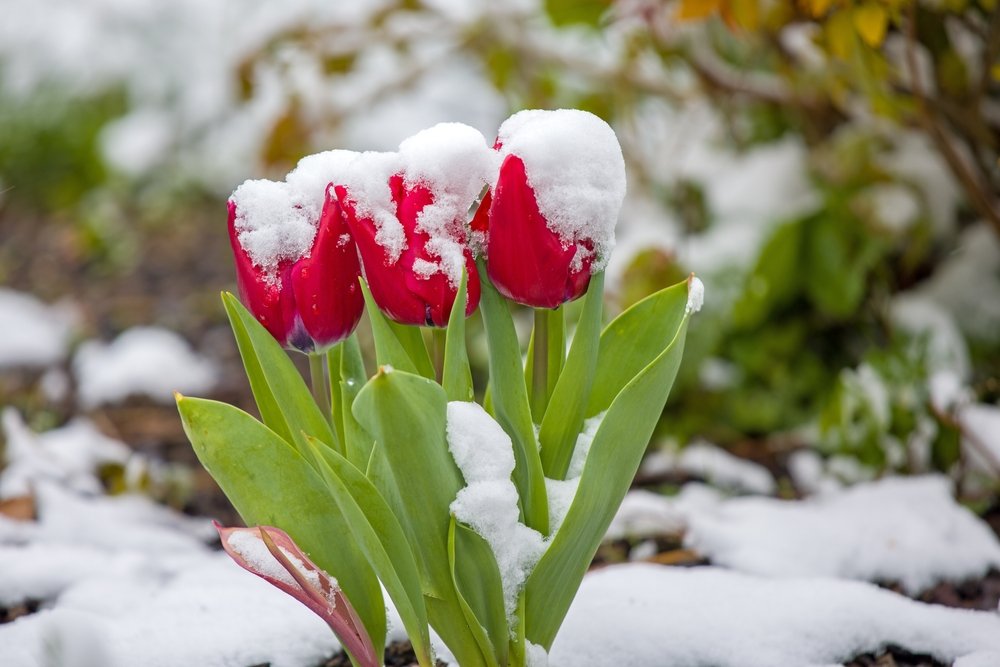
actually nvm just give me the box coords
[1,0,998,492]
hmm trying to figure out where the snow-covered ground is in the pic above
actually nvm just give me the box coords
[2,411,1000,666]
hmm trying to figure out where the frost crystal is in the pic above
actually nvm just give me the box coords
[496,109,626,272]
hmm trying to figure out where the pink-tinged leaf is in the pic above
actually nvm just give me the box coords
[216,523,380,667]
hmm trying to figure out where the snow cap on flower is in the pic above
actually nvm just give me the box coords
[495,109,626,272]
[397,122,495,289]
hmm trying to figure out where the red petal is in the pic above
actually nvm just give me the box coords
[290,189,364,349]
[227,200,297,346]
[485,155,586,309]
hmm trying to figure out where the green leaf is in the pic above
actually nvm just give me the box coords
[222,293,335,453]
[303,437,433,667]
[338,334,374,467]
[525,297,691,648]
[539,273,604,479]
[730,219,804,330]
[359,279,420,375]
[176,396,385,649]
[544,0,609,27]
[442,270,474,402]
[352,368,491,666]
[327,342,345,448]
[388,320,435,379]
[586,281,688,416]
[448,518,506,667]
[476,263,549,535]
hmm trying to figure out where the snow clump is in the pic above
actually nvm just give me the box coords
[445,401,546,619]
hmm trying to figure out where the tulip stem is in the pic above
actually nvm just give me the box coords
[531,309,549,419]
[309,353,331,425]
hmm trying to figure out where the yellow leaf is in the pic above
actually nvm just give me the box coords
[826,11,855,60]
[723,0,759,31]
[805,0,835,17]
[853,3,889,47]
[991,63,1000,82]
[676,0,723,21]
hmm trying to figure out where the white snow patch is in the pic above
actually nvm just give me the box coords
[337,151,406,262]
[229,179,319,277]
[547,564,1000,667]
[685,476,1000,593]
[100,108,174,176]
[73,327,218,409]
[605,485,722,540]
[860,183,921,233]
[0,409,131,499]
[685,276,704,314]
[226,530,327,596]
[285,149,360,225]
[959,403,1000,478]
[890,294,971,380]
[525,640,549,667]
[0,289,76,368]
[565,412,604,480]
[446,402,546,619]
[496,109,626,272]
[641,442,776,496]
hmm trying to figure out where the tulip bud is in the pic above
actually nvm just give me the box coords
[478,109,626,309]
[228,170,364,353]
[336,124,493,327]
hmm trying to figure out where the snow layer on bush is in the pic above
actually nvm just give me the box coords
[683,476,1000,593]
[547,564,1000,667]
[73,327,218,408]
[445,401,545,618]
[398,123,493,286]
[0,289,76,368]
[496,109,626,271]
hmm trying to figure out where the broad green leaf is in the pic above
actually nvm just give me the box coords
[448,518,506,667]
[586,281,688,416]
[352,369,491,666]
[359,279,419,375]
[388,320,435,379]
[222,293,335,452]
[477,263,549,535]
[351,369,461,593]
[526,309,690,648]
[539,273,604,479]
[442,271,474,402]
[304,438,433,667]
[176,396,385,649]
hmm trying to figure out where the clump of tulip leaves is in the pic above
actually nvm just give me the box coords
[177,263,696,665]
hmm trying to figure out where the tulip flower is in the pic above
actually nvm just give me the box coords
[336,124,492,327]
[476,109,626,309]
[227,180,364,353]
[217,523,380,667]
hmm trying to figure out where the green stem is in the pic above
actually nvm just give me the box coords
[326,343,345,452]
[531,309,549,420]
[309,353,331,425]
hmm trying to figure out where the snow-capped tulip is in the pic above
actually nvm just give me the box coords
[336,124,493,327]
[477,109,626,309]
[227,179,363,352]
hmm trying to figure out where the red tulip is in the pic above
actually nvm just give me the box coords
[227,185,363,352]
[338,174,480,327]
[476,109,626,309]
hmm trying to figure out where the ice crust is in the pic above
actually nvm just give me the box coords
[496,109,626,272]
